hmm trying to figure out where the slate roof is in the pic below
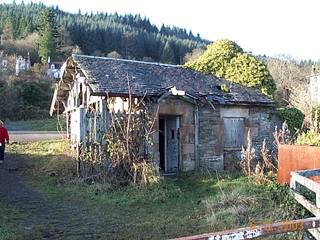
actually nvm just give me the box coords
[71,54,273,105]
[51,54,274,115]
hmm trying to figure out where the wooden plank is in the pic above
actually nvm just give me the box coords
[290,172,297,190]
[317,193,320,209]
[223,118,244,148]
[308,228,320,239]
[293,192,320,216]
[291,170,320,239]
[172,218,320,240]
[194,106,199,170]
[291,172,320,194]
[296,169,320,177]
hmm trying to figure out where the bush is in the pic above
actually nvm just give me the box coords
[277,107,304,134]
[267,182,308,220]
[0,75,53,120]
[296,130,320,146]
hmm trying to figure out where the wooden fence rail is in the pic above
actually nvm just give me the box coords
[291,169,320,239]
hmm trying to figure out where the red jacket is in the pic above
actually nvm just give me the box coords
[0,127,9,144]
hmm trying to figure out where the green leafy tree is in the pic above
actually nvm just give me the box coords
[185,39,276,97]
[225,53,276,96]
[37,9,59,64]
[277,107,304,134]
[185,39,243,77]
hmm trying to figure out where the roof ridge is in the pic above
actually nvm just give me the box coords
[72,54,179,68]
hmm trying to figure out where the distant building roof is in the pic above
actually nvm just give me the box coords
[51,54,274,115]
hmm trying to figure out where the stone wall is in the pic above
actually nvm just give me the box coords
[199,105,278,171]
[153,96,196,171]
[150,96,279,172]
[198,105,224,170]
[248,106,277,152]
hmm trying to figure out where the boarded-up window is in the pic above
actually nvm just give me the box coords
[223,118,245,148]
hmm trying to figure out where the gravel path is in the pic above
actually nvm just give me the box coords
[0,154,118,240]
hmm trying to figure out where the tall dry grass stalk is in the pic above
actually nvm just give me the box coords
[106,84,159,184]
[78,78,160,185]
[241,130,278,184]
[240,129,255,177]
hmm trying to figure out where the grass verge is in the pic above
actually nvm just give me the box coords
[6,117,66,131]
[0,202,26,240]
[5,140,302,239]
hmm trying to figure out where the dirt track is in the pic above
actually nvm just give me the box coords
[0,153,117,239]
[0,133,112,239]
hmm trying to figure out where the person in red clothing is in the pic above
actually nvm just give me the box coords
[0,120,9,164]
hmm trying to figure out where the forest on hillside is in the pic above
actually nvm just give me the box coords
[0,2,208,64]
[0,1,319,123]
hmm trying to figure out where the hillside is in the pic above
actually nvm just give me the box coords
[0,2,209,64]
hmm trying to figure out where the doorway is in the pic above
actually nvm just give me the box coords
[159,116,180,173]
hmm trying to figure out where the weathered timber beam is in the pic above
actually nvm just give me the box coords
[291,172,320,194]
[292,191,320,216]
[295,169,320,178]
[58,85,71,91]
[172,218,320,240]
[308,228,320,239]
[56,96,67,100]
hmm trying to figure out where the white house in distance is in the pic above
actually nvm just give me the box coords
[310,74,320,105]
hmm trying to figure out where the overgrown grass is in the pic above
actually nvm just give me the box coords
[0,202,25,240]
[4,140,302,239]
[6,117,66,131]
[0,226,17,240]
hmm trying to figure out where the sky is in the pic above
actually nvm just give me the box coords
[2,0,320,61]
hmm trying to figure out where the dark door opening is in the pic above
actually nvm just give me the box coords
[159,118,165,171]
[159,116,180,173]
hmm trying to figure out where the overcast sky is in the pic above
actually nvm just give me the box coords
[2,0,320,61]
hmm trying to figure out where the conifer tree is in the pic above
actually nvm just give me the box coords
[0,2,208,64]
[37,9,59,64]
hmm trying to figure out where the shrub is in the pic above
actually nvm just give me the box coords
[0,75,53,120]
[296,130,320,146]
[267,182,308,220]
[277,107,304,134]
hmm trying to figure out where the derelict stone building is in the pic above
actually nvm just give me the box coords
[50,54,277,173]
